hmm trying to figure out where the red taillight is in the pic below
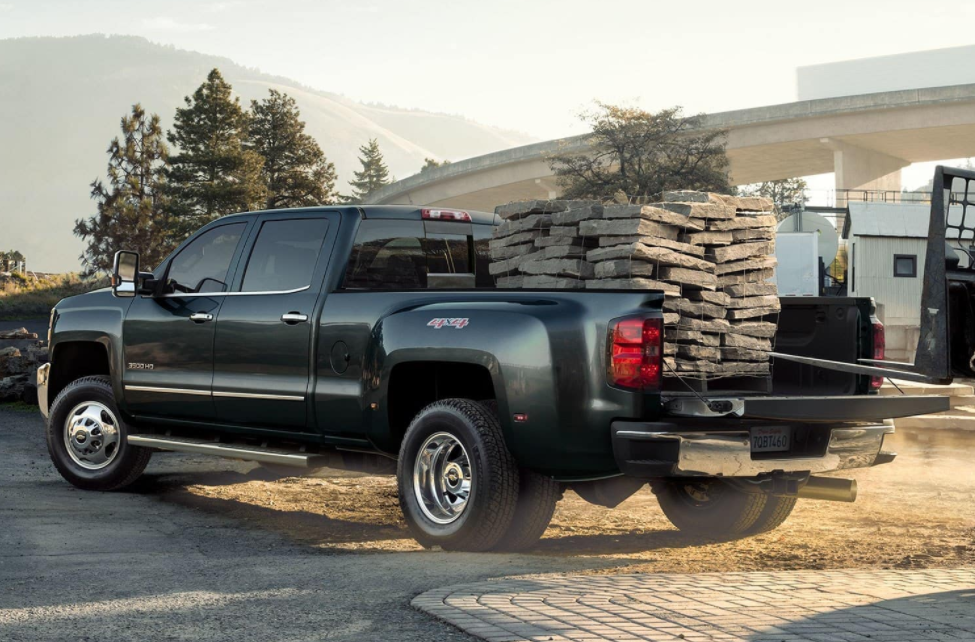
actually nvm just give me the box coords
[870,320,886,390]
[421,208,471,222]
[608,316,662,391]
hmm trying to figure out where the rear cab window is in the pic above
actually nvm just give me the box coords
[344,219,497,289]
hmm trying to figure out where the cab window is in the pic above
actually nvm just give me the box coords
[344,220,493,290]
[166,223,246,293]
[241,218,330,292]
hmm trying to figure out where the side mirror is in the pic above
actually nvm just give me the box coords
[112,250,139,298]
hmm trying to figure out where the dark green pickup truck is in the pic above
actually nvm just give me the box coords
[38,195,957,551]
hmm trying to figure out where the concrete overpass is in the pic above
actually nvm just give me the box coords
[369,84,975,210]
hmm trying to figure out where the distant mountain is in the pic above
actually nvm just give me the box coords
[0,35,535,272]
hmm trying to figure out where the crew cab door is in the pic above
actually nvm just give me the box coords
[122,221,249,420]
[212,212,338,431]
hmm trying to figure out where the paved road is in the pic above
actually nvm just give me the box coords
[0,407,611,642]
[416,569,975,641]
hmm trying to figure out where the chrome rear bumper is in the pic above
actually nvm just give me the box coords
[612,421,894,478]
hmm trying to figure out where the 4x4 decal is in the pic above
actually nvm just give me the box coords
[427,317,469,329]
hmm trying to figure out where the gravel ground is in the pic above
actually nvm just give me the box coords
[2,405,974,641]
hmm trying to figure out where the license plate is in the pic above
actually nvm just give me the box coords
[751,426,790,453]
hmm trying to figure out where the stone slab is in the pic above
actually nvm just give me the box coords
[724,282,778,297]
[683,230,733,246]
[593,259,654,279]
[602,204,705,230]
[666,329,721,346]
[658,201,736,219]
[533,235,598,248]
[579,218,680,240]
[488,229,546,250]
[727,305,781,320]
[586,243,714,272]
[550,204,604,225]
[521,275,585,289]
[657,267,718,290]
[709,241,775,263]
[494,213,552,237]
[707,214,777,231]
[727,320,778,338]
[713,255,778,275]
[495,199,586,220]
[723,333,772,350]
[717,268,776,287]
[685,289,731,305]
[520,258,594,279]
[726,294,781,309]
[585,278,680,295]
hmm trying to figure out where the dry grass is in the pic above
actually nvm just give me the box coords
[0,273,107,320]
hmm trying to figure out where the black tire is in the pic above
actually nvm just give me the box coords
[493,470,562,552]
[653,478,766,538]
[397,398,519,552]
[46,375,151,491]
[746,494,797,535]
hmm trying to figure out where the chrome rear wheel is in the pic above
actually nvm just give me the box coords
[413,432,472,524]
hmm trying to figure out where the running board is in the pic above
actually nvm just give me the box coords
[127,435,328,468]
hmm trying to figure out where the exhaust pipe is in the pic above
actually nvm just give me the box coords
[797,476,857,503]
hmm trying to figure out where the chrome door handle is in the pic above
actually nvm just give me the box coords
[189,313,213,323]
[281,313,308,324]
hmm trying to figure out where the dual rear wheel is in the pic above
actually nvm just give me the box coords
[653,478,797,537]
[396,398,561,552]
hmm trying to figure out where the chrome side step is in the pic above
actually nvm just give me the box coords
[127,435,328,468]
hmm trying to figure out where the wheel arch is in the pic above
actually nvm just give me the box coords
[49,340,113,405]
[379,356,502,454]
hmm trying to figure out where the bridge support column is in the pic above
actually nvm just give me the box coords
[822,138,909,205]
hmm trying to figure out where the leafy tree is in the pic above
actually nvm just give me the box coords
[550,103,731,201]
[421,157,450,172]
[75,104,171,275]
[741,177,808,213]
[344,138,390,203]
[247,89,339,208]
[166,69,265,238]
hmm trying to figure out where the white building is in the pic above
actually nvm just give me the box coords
[844,203,928,361]
[797,44,975,101]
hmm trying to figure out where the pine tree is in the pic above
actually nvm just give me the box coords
[247,89,339,208]
[344,138,390,203]
[166,69,265,238]
[75,104,172,275]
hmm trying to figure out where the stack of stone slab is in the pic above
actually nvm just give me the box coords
[490,193,779,380]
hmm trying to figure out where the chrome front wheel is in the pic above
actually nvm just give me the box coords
[413,431,472,524]
[63,401,120,470]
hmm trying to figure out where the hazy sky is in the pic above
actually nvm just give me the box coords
[3,0,973,190]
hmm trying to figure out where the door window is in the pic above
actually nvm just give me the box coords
[167,223,246,293]
[241,218,330,292]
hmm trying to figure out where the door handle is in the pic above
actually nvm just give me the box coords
[189,313,213,323]
[281,312,308,325]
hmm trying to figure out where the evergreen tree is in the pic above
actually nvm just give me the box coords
[247,89,339,208]
[75,104,171,275]
[420,157,450,172]
[344,138,390,203]
[166,69,265,237]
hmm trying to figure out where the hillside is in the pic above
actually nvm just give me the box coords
[0,35,535,272]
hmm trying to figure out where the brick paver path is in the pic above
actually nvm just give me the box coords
[413,568,975,641]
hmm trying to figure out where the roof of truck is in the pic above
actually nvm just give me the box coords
[221,205,499,226]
